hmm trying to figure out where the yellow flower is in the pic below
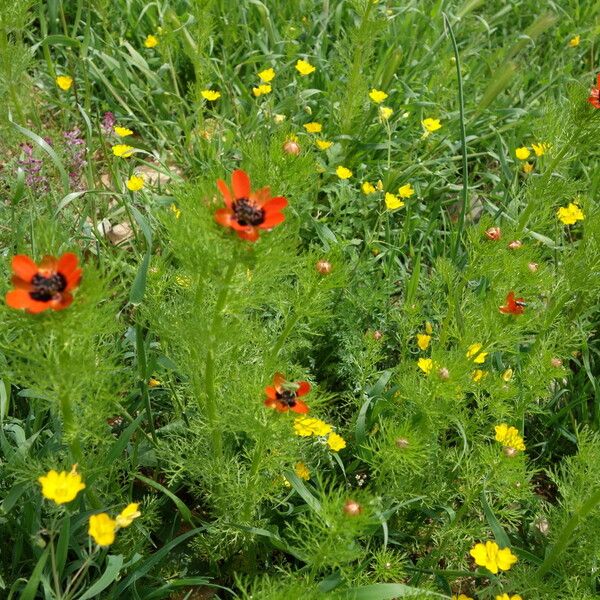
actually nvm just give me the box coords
[274,113,286,124]
[304,122,322,133]
[201,89,221,101]
[148,377,161,387]
[385,192,404,210]
[327,432,346,452]
[379,106,393,120]
[557,202,585,225]
[469,541,518,574]
[170,204,181,219]
[55,75,73,91]
[494,424,526,451]
[531,142,549,157]
[522,162,534,174]
[466,343,488,364]
[417,357,433,375]
[398,183,415,198]
[112,144,135,158]
[89,513,117,547]
[416,334,431,351]
[336,166,353,180]
[422,118,442,133]
[293,417,332,437]
[258,67,275,83]
[144,34,158,48]
[425,321,433,334]
[114,126,133,137]
[38,465,85,505]
[568,35,580,47]
[316,139,333,150]
[116,503,141,528]
[515,147,530,160]
[496,595,523,600]
[295,59,316,75]
[362,182,376,195]
[471,369,487,382]
[126,174,144,191]
[452,595,474,600]
[376,180,384,191]
[502,368,513,382]
[252,84,272,97]
[369,88,388,103]
[294,462,310,480]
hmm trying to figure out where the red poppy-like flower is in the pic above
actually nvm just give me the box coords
[264,373,310,414]
[214,169,287,242]
[588,73,600,109]
[6,253,82,314]
[499,291,526,315]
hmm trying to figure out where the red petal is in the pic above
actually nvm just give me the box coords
[236,227,259,242]
[217,179,233,207]
[264,398,277,409]
[57,253,79,277]
[296,381,311,397]
[12,255,38,281]
[232,170,251,199]
[215,208,234,228]
[253,187,271,207]
[51,293,73,311]
[65,269,82,291]
[260,212,285,229]
[39,255,58,272]
[596,73,600,87]
[6,289,50,313]
[262,196,288,212]
[291,400,310,414]
[273,373,286,390]
[264,386,277,401]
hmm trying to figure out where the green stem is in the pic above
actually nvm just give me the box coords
[135,322,158,444]
[536,486,600,579]
[59,394,82,462]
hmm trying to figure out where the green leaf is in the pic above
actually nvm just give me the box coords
[334,583,449,599]
[55,516,70,576]
[284,470,322,515]
[105,412,145,467]
[78,554,124,600]
[480,490,511,548]
[18,546,49,600]
[135,474,194,524]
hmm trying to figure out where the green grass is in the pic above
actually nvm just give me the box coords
[1,0,600,598]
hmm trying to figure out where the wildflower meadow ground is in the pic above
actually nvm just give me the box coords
[1,1,600,599]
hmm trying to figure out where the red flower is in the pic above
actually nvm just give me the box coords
[588,73,600,109]
[215,169,287,242]
[499,291,526,315]
[264,373,310,414]
[6,253,82,314]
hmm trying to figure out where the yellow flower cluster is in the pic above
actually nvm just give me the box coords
[470,541,518,574]
[89,503,141,546]
[515,142,549,172]
[494,424,526,452]
[557,202,585,225]
[293,417,346,452]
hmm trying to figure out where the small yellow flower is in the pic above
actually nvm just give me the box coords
[466,343,488,364]
[522,162,534,174]
[114,126,133,137]
[258,67,275,83]
[55,75,73,91]
[398,183,415,198]
[112,144,135,158]
[148,377,161,387]
[495,424,526,451]
[557,202,585,225]
[385,192,404,210]
[293,417,332,437]
[38,465,85,505]
[417,357,433,375]
[327,432,346,452]
[362,182,376,195]
[316,139,333,150]
[252,84,272,97]
[425,321,433,334]
[201,89,221,101]
[471,369,487,382]
[144,34,158,49]
[294,462,310,480]
[170,204,181,219]
[369,88,388,104]
[568,35,580,47]
[273,113,286,124]
[502,368,513,382]
[469,540,518,574]
[379,106,393,120]
[452,595,474,600]
[515,147,530,160]
[89,513,117,547]
[126,174,144,191]
[336,166,353,180]
[496,595,523,600]
[531,142,549,157]
[376,180,384,191]
[304,122,322,133]
[116,503,141,528]
[295,59,316,75]
[416,334,431,351]
[422,118,442,133]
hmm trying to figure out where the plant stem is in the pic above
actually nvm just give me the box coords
[59,394,82,462]
[135,321,157,444]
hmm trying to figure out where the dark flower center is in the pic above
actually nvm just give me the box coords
[232,198,265,226]
[276,389,297,408]
[30,272,67,302]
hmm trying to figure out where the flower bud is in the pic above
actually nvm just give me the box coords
[395,437,409,449]
[343,500,362,516]
[316,259,332,275]
[550,357,563,368]
[485,227,501,241]
[503,446,518,458]
[437,367,450,380]
[508,240,523,250]
[528,262,539,272]
[373,330,383,341]
[536,518,549,535]
[283,139,301,155]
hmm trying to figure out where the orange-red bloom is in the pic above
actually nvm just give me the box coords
[264,373,310,414]
[499,291,525,315]
[588,73,600,109]
[215,169,287,242]
[6,253,82,314]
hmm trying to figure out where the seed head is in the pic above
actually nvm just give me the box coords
[316,259,332,275]
[343,500,362,516]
